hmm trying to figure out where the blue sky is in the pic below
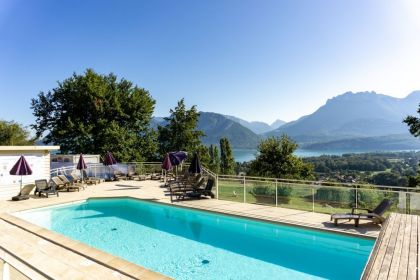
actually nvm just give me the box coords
[1,0,420,127]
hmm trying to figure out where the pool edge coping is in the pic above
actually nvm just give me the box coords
[3,195,381,280]
[0,212,171,280]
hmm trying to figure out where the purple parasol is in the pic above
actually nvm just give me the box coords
[188,152,202,174]
[162,153,173,171]
[9,155,32,190]
[169,151,188,165]
[103,151,117,166]
[76,153,87,170]
[103,151,117,180]
[76,153,87,183]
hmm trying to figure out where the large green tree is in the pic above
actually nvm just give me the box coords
[404,103,420,186]
[0,120,35,145]
[31,69,157,161]
[208,144,221,173]
[250,135,314,179]
[404,103,420,137]
[220,137,235,174]
[157,99,204,156]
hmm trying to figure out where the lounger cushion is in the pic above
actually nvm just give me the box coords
[331,213,359,219]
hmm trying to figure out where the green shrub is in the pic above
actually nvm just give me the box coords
[250,185,275,205]
[277,185,293,204]
[251,185,274,196]
[314,187,352,207]
[355,188,399,211]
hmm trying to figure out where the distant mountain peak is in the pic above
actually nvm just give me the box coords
[222,114,274,134]
[266,90,419,144]
[270,119,286,130]
[405,90,420,100]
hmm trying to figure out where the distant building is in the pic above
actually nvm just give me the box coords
[0,146,60,200]
[50,154,101,170]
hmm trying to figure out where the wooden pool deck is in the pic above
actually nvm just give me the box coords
[0,179,388,279]
[362,213,419,280]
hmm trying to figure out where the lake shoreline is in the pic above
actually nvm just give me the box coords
[232,148,420,163]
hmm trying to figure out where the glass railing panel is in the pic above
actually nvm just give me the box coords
[218,178,244,203]
[312,186,356,214]
[246,180,276,206]
[356,187,402,215]
[278,183,314,212]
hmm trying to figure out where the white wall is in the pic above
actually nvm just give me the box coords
[0,152,50,200]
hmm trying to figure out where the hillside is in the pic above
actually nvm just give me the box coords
[198,112,261,148]
[266,91,420,143]
[223,115,274,134]
[302,134,420,151]
[151,112,261,148]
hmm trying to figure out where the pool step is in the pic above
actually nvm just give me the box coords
[0,213,171,280]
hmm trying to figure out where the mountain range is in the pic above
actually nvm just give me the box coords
[223,115,285,134]
[152,91,420,150]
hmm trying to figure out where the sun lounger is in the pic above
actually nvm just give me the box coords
[187,179,215,199]
[70,172,82,183]
[170,177,215,201]
[35,179,59,198]
[58,175,84,191]
[127,170,146,181]
[82,170,102,184]
[113,170,128,181]
[12,184,35,201]
[51,176,70,191]
[331,199,392,227]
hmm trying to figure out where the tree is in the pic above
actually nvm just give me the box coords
[369,171,407,186]
[250,135,314,179]
[31,69,157,161]
[0,120,35,145]
[195,144,211,168]
[220,138,235,174]
[404,103,420,186]
[208,144,220,173]
[157,99,204,156]
[404,103,420,137]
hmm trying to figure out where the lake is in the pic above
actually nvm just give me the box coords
[232,148,403,162]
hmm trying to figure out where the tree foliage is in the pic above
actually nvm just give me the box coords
[208,144,220,173]
[0,120,35,145]
[250,135,314,179]
[220,137,235,174]
[404,103,420,137]
[31,69,157,161]
[157,99,204,156]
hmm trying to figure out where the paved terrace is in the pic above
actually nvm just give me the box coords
[0,179,381,279]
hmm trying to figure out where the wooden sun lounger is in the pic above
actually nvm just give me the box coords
[331,199,392,227]
[12,184,35,201]
[34,179,59,198]
[58,175,84,191]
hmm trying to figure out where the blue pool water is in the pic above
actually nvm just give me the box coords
[16,198,374,279]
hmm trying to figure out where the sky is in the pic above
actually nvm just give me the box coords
[1,0,420,128]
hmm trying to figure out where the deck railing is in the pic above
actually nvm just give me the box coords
[50,162,420,215]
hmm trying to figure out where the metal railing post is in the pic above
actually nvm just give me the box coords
[406,192,410,214]
[216,175,219,199]
[243,176,246,203]
[312,185,315,212]
[275,180,278,207]
[355,186,358,209]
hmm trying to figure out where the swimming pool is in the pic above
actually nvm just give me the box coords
[16,198,374,280]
